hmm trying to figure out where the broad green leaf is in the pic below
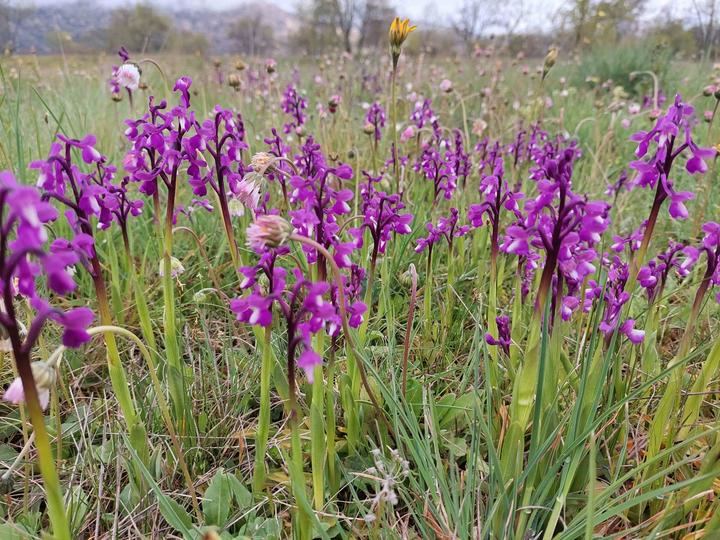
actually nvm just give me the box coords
[204,468,232,526]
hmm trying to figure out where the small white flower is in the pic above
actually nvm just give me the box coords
[116,63,141,91]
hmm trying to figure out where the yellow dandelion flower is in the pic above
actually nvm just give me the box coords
[389,17,416,66]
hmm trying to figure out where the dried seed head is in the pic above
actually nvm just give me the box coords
[251,152,275,174]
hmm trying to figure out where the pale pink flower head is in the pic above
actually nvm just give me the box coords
[230,173,262,217]
[116,63,140,91]
[439,79,453,93]
[3,361,56,410]
[246,215,293,251]
[400,125,415,143]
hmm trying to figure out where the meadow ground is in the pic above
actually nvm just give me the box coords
[0,47,719,539]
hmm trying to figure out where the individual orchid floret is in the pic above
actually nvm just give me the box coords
[620,319,645,344]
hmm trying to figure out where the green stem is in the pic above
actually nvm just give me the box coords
[424,249,433,337]
[13,350,69,540]
[92,267,149,465]
[290,234,390,434]
[252,325,273,495]
[401,264,418,397]
[391,67,399,185]
[162,182,188,433]
[325,340,338,493]
[122,233,157,355]
[46,325,201,520]
[290,414,312,539]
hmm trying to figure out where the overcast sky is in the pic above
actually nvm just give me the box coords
[20,0,698,31]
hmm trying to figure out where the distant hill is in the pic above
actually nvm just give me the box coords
[0,1,296,54]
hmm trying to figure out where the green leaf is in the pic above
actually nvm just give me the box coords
[204,468,232,526]
[227,472,252,508]
[123,436,196,535]
[0,523,29,539]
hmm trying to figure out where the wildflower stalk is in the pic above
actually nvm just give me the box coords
[289,412,312,539]
[627,187,664,292]
[91,268,149,463]
[402,264,418,396]
[289,234,388,431]
[310,333,326,510]
[162,179,188,433]
[424,247,434,337]
[358,242,378,342]
[387,17,415,186]
[208,148,240,268]
[285,322,313,538]
[309,258,326,510]
[390,68,399,181]
[252,325,273,494]
[487,234,500,368]
[442,238,458,337]
[325,337,338,492]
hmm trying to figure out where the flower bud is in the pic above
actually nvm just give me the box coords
[542,46,558,81]
[246,215,293,250]
[251,152,275,173]
[363,122,375,135]
[3,361,57,410]
[228,74,241,89]
[158,256,185,278]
